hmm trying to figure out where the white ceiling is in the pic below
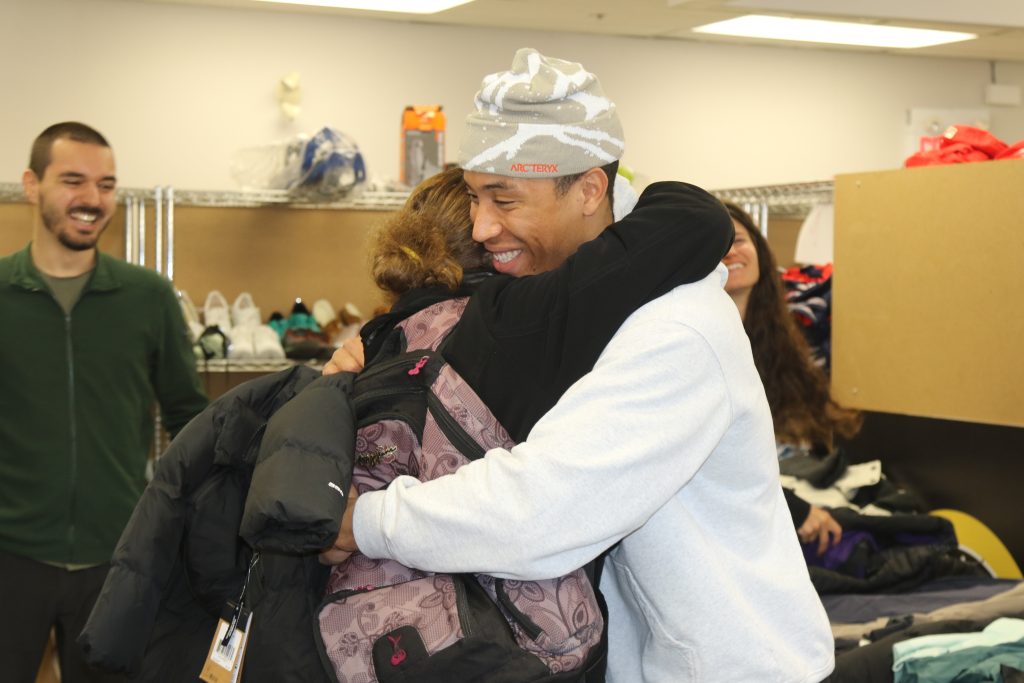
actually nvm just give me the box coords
[136,0,1024,62]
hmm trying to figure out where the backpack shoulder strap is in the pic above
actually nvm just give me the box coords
[396,296,469,352]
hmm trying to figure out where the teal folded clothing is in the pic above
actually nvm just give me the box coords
[893,617,1024,682]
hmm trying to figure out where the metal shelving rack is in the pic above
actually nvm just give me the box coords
[2,179,407,332]
[112,186,406,377]
[0,182,407,210]
[4,176,837,272]
[111,185,409,279]
[194,358,324,373]
[711,180,834,236]
[0,182,31,203]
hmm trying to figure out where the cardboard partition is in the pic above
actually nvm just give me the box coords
[832,159,1024,428]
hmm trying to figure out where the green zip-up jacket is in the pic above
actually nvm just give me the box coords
[0,244,208,565]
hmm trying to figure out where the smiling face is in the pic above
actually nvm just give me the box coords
[24,138,117,253]
[463,170,603,277]
[723,219,760,298]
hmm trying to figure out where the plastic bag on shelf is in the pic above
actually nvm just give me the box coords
[230,126,367,200]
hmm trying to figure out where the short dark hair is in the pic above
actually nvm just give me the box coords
[29,122,110,179]
[553,160,620,213]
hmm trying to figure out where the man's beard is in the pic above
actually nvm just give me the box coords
[41,203,108,252]
[56,230,100,251]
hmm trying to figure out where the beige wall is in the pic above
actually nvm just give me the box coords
[2,0,1024,193]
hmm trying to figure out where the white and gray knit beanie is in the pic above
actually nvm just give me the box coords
[458,48,625,178]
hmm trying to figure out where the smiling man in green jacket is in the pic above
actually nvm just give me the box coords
[0,122,208,682]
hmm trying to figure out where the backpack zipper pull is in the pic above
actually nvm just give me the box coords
[388,634,407,665]
[407,356,429,376]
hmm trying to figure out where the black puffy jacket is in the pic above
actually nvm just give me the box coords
[79,366,356,682]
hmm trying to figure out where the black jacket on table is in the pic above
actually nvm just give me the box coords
[80,180,733,681]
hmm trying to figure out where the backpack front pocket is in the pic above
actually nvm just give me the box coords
[318,573,471,682]
[478,569,604,672]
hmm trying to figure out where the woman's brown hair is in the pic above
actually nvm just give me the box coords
[723,202,861,448]
[371,168,489,307]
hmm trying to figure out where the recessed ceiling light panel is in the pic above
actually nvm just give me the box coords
[693,14,977,49]
[251,0,475,13]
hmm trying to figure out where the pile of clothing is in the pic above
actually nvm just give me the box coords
[783,263,833,372]
[905,125,1024,167]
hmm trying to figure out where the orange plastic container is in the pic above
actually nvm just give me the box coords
[401,105,446,187]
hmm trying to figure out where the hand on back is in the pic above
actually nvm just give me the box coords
[323,336,365,375]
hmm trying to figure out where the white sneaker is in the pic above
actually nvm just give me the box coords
[232,292,263,329]
[187,320,205,344]
[227,326,256,360]
[312,298,337,329]
[253,324,286,359]
[204,290,232,335]
[178,290,204,343]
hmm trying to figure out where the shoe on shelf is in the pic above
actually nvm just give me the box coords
[227,327,255,360]
[232,292,263,329]
[268,312,288,340]
[329,302,365,345]
[312,298,337,329]
[253,324,286,359]
[283,327,332,361]
[197,325,230,360]
[177,290,205,343]
[203,290,232,335]
[339,302,363,326]
[288,298,321,333]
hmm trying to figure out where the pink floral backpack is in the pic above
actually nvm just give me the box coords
[315,297,607,683]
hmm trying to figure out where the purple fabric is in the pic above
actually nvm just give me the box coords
[804,531,877,575]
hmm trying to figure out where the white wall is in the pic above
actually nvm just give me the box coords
[2,0,1023,192]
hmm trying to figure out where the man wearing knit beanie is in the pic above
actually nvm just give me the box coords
[328,48,834,683]
[457,47,631,277]
[460,48,624,179]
